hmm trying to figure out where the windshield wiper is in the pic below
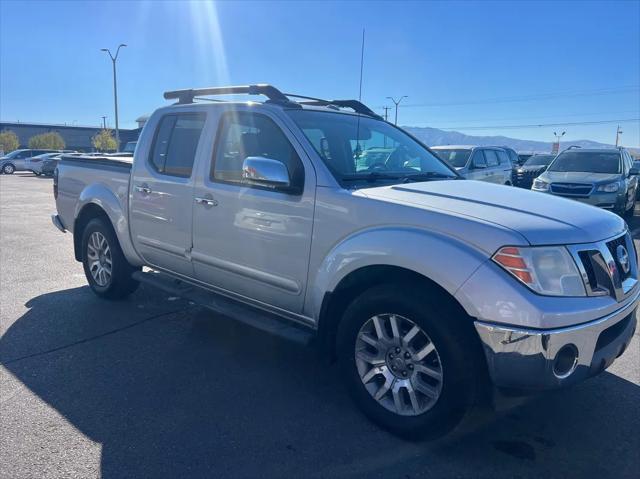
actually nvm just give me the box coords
[400,172,459,182]
[341,172,403,183]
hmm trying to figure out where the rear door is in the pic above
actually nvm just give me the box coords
[496,149,512,184]
[129,110,207,277]
[190,108,316,313]
[483,149,501,183]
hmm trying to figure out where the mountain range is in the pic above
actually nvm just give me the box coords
[402,126,618,153]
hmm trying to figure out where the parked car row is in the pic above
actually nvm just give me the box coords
[431,144,638,218]
[0,148,139,176]
[0,149,79,175]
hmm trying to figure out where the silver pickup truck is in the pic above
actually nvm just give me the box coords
[52,85,638,439]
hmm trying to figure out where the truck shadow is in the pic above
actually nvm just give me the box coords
[1,287,639,478]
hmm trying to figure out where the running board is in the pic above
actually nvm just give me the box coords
[132,270,314,346]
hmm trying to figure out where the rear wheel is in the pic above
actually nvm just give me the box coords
[81,218,139,299]
[2,164,15,174]
[337,283,483,439]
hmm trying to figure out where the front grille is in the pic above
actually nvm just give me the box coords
[606,234,632,281]
[570,232,637,301]
[550,183,593,196]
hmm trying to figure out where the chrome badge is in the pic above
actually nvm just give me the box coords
[616,244,630,275]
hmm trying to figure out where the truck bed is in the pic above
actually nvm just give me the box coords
[56,154,132,235]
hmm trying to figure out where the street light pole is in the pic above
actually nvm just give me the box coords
[386,96,407,125]
[101,44,127,149]
[553,130,566,153]
[101,116,107,129]
[615,125,623,147]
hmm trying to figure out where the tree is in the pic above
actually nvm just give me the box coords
[92,129,118,152]
[0,130,20,154]
[28,132,65,150]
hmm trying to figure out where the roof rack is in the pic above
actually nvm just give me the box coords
[163,84,296,106]
[163,84,382,119]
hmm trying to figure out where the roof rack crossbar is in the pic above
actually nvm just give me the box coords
[293,98,382,119]
[164,84,293,105]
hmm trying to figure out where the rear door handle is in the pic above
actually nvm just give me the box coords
[135,185,152,194]
[195,197,218,207]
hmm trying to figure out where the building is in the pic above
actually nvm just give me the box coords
[0,121,142,152]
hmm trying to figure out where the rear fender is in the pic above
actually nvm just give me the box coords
[75,183,143,266]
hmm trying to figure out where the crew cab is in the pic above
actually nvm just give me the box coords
[52,85,638,438]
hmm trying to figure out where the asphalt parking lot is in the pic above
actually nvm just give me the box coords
[0,172,638,479]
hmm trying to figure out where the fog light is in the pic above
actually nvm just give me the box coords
[553,344,579,378]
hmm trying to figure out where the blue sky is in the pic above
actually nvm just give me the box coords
[1,0,639,146]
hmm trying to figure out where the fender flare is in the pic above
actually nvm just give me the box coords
[74,183,143,266]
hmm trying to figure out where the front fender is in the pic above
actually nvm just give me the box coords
[308,227,489,320]
[75,183,142,266]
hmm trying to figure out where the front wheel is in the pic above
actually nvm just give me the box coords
[81,218,140,299]
[2,164,15,174]
[337,284,484,439]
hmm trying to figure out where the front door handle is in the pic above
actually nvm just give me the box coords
[195,196,218,207]
[135,184,152,194]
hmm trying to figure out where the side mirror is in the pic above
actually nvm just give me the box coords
[629,167,639,176]
[242,156,290,189]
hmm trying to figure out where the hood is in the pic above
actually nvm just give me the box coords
[518,165,547,173]
[360,180,625,245]
[540,171,621,184]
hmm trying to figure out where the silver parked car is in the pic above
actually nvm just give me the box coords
[532,148,638,216]
[430,145,513,185]
[0,149,60,174]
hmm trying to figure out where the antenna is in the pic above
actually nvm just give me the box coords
[358,29,365,101]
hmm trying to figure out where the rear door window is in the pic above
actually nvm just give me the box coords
[484,150,499,167]
[149,113,206,177]
[496,150,510,166]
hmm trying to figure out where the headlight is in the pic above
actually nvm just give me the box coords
[532,178,549,191]
[596,181,622,193]
[493,246,586,296]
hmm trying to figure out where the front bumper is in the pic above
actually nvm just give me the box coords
[540,190,625,210]
[475,287,638,390]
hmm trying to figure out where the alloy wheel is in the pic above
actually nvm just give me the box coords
[86,231,112,286]
[355,313,443,416]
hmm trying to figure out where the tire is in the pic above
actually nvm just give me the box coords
[337,283,484,440]
[624,197,635,218]
[2,163,15,174]
[81,217,140,299]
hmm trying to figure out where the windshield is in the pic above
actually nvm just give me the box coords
[431,149,471,168]
[548,151,621,174]
[524,154,555,167]
[287,110,457,185]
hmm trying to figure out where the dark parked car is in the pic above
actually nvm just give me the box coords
[514,154,556,189]
[41,154,63,176]
[517,152,534,165]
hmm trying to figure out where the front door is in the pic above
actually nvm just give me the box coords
[191,110,315,313]
[129,111,207,277]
